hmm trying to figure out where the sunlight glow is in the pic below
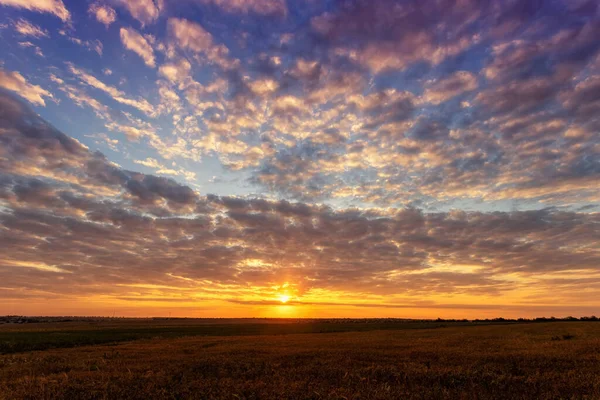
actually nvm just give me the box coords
[279,295,290,303]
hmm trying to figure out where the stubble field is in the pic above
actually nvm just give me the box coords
[1,319,599,399]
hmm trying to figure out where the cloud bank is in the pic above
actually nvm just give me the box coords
[1,92,599,316]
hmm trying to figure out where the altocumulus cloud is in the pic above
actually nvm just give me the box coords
[1,92,599,312]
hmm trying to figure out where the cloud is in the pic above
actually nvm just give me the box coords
[423,71,478,105]
[310,0,482,73]
[158,58,191,85]
[114,0,160,26]
[134,157,196,180]
[88,2,117,27]
[68,64,122,98]
[193,0,597,209]
[167,18,236,69]
[14,18,48,38]
[0,92,195,209]
[134,157,164,169]
[50,74,110,118]
[87,39,103,56]
[18,41,44,57]
[197,0,287,16]
[120,27,156,68]
[0,92,599,313]
[0,0,70,21]
[68,64,154,116]
[59,30,104,56]
[156,79,182,114]
[167,17,213,52]
[104,117,201,162]
[0,68,52,106]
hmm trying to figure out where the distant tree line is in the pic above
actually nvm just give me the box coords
[0,315,598,324]
[430,316,599,323]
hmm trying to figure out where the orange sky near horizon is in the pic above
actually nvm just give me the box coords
[3,279,599,319]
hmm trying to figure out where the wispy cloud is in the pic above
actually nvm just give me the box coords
[13,18,48,38]
[120,27,156,68]
[0,69,52,105]
[114,0,160,26]
[68,63,154,116]
[0,0,70,21]
[197,0,287,16]
[167,18,237,69]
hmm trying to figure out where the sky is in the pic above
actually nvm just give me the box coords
[0,0,599,318]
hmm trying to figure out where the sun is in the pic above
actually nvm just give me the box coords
[278,295,290,304]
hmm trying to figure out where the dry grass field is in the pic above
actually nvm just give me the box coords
[1,320,599,399]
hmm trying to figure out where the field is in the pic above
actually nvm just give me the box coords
[1,319,599,399]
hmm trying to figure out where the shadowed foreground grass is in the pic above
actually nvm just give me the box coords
[1,322,599,399]
[0,319,475,354]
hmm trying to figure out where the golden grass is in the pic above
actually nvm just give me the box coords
[1,322,599,399]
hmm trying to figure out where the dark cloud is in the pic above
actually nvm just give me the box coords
[0,94,199,212]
